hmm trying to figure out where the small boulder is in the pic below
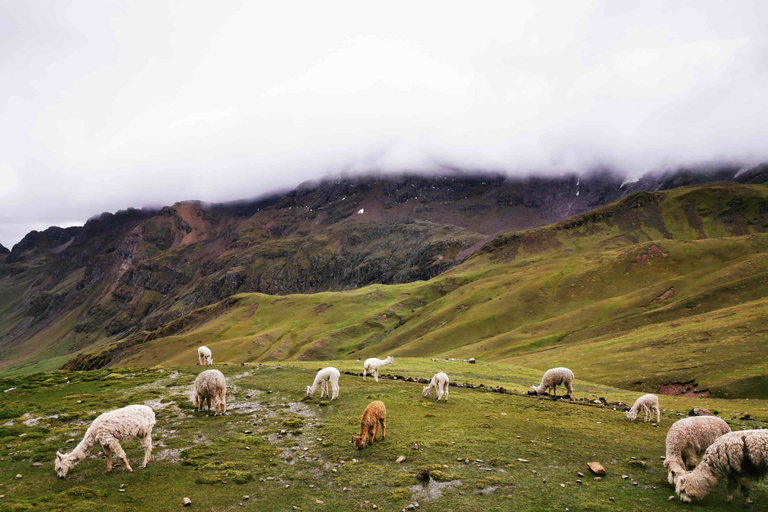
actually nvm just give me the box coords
[587,462,606,475]
[468,358,476,364]
[396,456,406,463]
[182,497,192,506]
[689,408,714,417]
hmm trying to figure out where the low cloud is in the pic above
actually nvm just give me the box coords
[1,1,767,247]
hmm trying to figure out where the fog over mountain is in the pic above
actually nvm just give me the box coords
[1,0,767,247]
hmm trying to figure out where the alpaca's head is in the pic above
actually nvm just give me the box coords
[422,386,431,397]
[530,385,541,393]
[385,356,394,364]
[306,385,313,396]
[55,452,71,478]
[352,435,365,449]
[625,409,638,421]
[664,458,684,486]
[676,470,713,503]
[191,392,200,408]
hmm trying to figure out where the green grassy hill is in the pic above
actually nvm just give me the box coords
[58,183,768,398]
[1,360,767,511]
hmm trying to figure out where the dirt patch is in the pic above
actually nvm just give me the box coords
[658,381,711,398]
[246,303,260,318]
[409,479,463,502]
[656,288,675,301]
[313,303,332,315]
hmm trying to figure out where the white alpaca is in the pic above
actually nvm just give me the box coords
[198,346,213,366]
[55,405,156,478]
[192,369,227,415]
[306,367,341,400]
[363,356,394,382]
[626,394,661,423]
[530,367,574,396]
[676,429,768,505]
[664,416,731,485]
[422,372,449,402]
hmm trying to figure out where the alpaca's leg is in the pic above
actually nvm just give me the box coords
[740,478,752,504]
[363,367,367,382]
[323,381,329,398]
[726,475,738,502]
[196,394,203,412]
[220,396,226,415]
[206,396,211,411]
[380,418,386,440]
[551,385,556,396]
[141,433,152,467]
[436,386,442,401]
[110,441,132,473]
[444,384,448,402]
[656,405,660,423]
[331,381,339,400]
[566,381,573,396]
[374,369,379,383]
[102,444,113,472]
[369,425,377,445]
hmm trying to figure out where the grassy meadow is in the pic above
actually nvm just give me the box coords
[1,359,767,511]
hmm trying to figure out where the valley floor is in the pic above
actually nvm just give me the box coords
[0,359,766,511]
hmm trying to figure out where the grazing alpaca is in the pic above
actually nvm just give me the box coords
[363,356,394,382]
[198,346,213,366]
[422,372,449,402]
[530,367,574,396]
[306,367,341,400]
[676,429,768,505]
[664,416,731,485]
[626,394,661,423]
[55,405,156,478]
[353,401,387,450]
[192,369,227,415]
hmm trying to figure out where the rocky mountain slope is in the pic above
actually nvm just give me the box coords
[1,164,767,377]
[64,181,768,398]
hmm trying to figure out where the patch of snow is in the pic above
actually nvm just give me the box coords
[357,208,364,214]
[620,176,639,188]
[4,387,16,393]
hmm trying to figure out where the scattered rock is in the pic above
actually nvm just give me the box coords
[411,443,419,450]
[594,477,601,482]
[517,459,529,463]
[32,462,42,467]
[587,462,606,475]
[609,497,615,502]
[622,475,629,480]
[396,456,406,463]
[14,475,21,480]
[182,497,192,506]
[577,472,584,477]
[468,358,476,364]
[668,496,675,501]
[689,408,714,417]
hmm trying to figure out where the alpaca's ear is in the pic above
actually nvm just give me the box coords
[56,452,62,460]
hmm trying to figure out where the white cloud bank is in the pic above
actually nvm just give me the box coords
[1,0,767,247]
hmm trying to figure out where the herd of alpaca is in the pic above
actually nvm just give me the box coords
[52,353,764,504]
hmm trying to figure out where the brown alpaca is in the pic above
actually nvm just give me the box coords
[353,401,386,450]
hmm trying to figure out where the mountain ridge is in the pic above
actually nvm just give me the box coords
[2,164,768,381]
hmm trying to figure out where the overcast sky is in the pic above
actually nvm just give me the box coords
[1,1,767,248]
